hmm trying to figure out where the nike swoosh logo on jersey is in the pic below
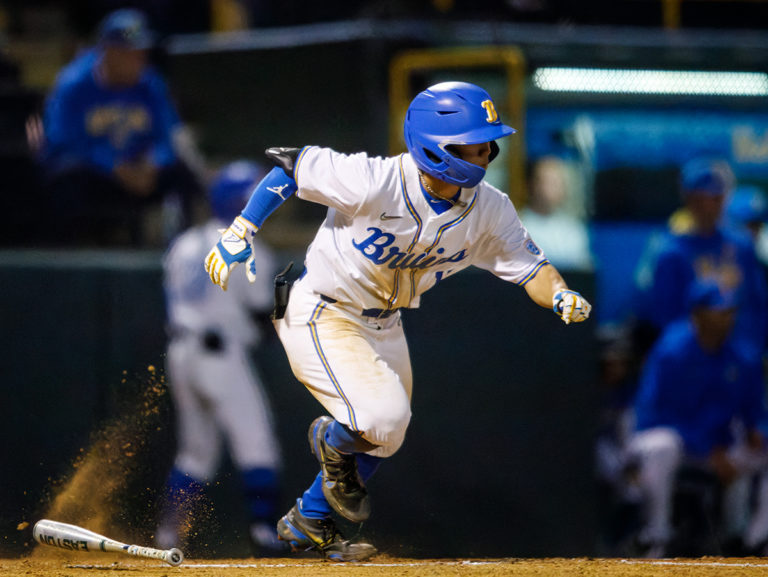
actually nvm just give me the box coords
[268,184,291,200]
[380,212,403,220]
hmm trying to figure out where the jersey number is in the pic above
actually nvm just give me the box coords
[481,100,498,123]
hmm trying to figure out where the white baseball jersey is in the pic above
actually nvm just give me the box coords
[274,147,550,458]
[164,220,280,478]
[293,146,549,311]
[165,220,274,346]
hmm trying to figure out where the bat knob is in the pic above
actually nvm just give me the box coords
[167,548,184,566]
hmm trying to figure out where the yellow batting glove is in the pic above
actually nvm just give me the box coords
[553,289,592,325]
[204,216,258,291]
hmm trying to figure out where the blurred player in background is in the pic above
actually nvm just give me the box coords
[202,81,592,561]
[724,184,768,269]
[38,8,203,246]
[634,158,767,359]
[626,280,768,558]
[155,161,284,555]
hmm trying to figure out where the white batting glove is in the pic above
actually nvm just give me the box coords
[553,289,592,325]
[204,216,258,291]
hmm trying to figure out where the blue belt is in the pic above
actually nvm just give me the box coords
[319,294,400,319]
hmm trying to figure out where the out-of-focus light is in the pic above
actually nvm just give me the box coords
[532,67,768,96]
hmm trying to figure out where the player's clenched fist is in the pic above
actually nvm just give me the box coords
[552,289,591,325]
[204,215,258,290]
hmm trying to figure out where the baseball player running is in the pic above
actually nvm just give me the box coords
[204,82,592,561]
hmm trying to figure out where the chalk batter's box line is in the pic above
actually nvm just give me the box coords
[68,559,768,570]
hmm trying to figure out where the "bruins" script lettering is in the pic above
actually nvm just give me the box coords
[352,227,467,269]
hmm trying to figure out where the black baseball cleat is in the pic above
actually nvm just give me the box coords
[276,504,377,562]
[309,416,371,522]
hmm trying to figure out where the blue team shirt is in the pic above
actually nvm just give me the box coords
[41,48,180,173]
[634,319,766,458]
[636,227,767,356]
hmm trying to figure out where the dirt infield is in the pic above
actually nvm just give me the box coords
[4,554,768,577]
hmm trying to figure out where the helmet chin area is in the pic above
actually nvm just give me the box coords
[428,152,486,188]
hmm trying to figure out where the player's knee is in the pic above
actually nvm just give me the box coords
[358,405,412,458]
[630,427,684,471]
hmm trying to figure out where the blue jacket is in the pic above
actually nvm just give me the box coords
[634,319,766,458]
[636,227,767,356]
[42,48,180,173]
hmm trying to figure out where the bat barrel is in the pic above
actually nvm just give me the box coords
[33,519,184,566]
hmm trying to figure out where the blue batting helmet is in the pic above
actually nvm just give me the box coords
[209,161,264,221]
[404,82,516,188]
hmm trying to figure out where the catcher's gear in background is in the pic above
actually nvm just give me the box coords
[204,215,258,291]
[553,289,592,324]
[404,81,515,188]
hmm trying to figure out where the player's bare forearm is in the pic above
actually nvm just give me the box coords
[524,263,567,308]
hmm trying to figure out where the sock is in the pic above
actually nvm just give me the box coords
[163,467,205,506]
[326,420,377,453]
[157,467,205,540]
[298,473,332,519]
[356,453,383,482]
[241,467,280,524]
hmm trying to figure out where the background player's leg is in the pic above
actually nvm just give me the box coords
[156,338,222,549]
[241,467,284,552]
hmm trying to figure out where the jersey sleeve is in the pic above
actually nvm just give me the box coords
[43,78,108,171]
[471,191,550,285]
[293,146,374,216]
[645,243,691,329]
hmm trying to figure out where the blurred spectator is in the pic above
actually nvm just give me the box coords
[625,280,768,557]
[633,158,767,358]
[724,184,768,268]
[519,155,593,271]
[724,185,768,243]
[38,8,204,247]
[155,160,284,555]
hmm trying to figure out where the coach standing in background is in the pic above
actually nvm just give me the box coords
[38,8,203,247]
[633,158,767,359]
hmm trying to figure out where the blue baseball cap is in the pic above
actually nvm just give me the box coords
[680,158,734,197]
[687,280,737,312]
[98,9,154,49]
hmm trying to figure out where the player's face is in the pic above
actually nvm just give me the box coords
[687,192,724,234]
[693,307,736,349]
[451,142,492,169]
[103,46,148,87]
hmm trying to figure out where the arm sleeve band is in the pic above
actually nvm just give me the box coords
[240,166,298,228]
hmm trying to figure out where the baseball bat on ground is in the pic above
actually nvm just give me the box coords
[33,519,184,566]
